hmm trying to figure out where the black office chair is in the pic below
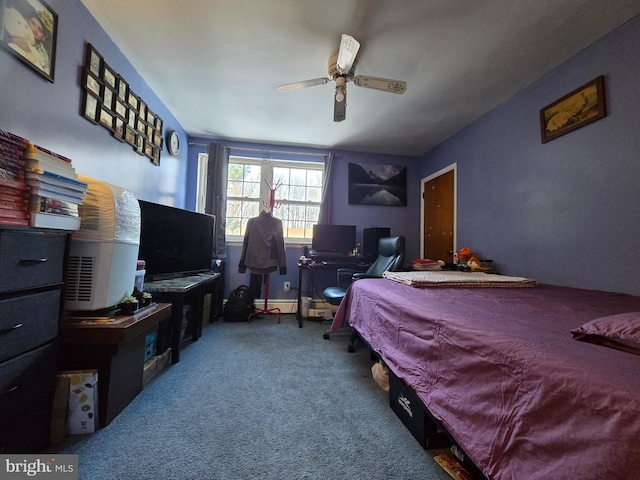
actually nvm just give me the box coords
[322,236,406,350]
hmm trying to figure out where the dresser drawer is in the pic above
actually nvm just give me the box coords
[0,341,57,453]
[0,230,66,293]
[0,290,60,363]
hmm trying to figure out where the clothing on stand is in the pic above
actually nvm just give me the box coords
[238,210,287,279]
[249,272,263,299]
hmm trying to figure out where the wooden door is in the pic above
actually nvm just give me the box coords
[422,168,455,262]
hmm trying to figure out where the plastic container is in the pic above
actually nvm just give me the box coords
[134,269,145,292]
[301,297,312,318]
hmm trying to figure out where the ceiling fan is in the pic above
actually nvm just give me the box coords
[277,34,407,122]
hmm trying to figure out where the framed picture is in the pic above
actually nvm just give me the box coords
[127,90,139,110]
[348,163,407,206]
[127,108,136,129]
[124,127,136,146]
[79,42,166,158]
[85,43,102,77]
[83,68,102,96]
[114,98,127,118]
[135,134,144,155]
[102,64,116,89]
[144,140,154,159]
[102,86,114,111]
[82,91,100,124]
[113,116,125,142]
[540,75,606,143]
[98,106,114,130]
[0,0,57,82]
[136,117,146,134]
[116,75,128,101]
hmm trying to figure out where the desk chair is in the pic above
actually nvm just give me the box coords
[322,236,406,350]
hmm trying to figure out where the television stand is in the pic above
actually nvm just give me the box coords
[144,271,220,364]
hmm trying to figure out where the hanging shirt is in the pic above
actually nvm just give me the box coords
[238,210,287,275]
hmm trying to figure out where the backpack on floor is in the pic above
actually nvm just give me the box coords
[223,285,255,322]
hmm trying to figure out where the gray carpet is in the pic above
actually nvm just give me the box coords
[49,314,450,480]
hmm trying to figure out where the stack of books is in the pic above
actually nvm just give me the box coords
[23,143,87,230]
[432,453,473,479]
[0,130,30,226]
[411,258,443,271]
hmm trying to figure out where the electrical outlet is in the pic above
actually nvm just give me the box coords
[283,281,290,292]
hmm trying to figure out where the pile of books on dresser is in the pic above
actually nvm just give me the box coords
[0,130,87,230]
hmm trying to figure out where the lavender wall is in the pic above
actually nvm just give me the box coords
[7,0,636,299]
[0,0,188,206]
[420,15,640,295]
[0,0,419,301]
[188,139,419,298]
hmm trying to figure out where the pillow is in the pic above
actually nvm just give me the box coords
[571,312,640,355]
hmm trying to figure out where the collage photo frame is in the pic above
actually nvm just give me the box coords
[81,43,163,165]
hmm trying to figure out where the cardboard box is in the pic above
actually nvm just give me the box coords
[202,293,212,328]
[143,356,159,388]
[63,370,98,434]
[143,348,171,388]
[309,307,331,319]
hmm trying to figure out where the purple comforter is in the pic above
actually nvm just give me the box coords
[330,278,640,480]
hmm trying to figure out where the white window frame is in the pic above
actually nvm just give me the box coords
[196,153,324,244]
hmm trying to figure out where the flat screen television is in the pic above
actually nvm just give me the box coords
[138,200,215,280]
[311,224,356,256]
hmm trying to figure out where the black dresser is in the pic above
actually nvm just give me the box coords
[0,227,68,452]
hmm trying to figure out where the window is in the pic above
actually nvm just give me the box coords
[197,154,324,242]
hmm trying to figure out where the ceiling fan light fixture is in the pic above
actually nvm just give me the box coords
[336,34,360,74]
[277,34,406,122]
[335,76,346,102]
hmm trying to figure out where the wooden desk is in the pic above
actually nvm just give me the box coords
[144,272,220,364]
[59,303,171,427]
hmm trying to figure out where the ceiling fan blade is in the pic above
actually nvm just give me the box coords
[336,34,360,74]
[353,75,407,94]
[333,88,346,122]
[277,77,330,93]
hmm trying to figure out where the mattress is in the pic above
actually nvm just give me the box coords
[330,278,640,479]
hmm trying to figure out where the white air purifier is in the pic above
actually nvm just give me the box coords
[64,175,141,311]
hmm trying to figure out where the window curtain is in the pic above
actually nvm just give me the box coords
[317,152,334,224]
[205,143,229,259]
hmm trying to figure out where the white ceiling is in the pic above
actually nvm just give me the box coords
[80,0,640,157]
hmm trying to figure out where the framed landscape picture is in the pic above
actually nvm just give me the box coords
[540,75,606,143]
[0,0,58,81]
[348,163,407,206]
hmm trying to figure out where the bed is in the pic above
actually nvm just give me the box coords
[329,272,640,480]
